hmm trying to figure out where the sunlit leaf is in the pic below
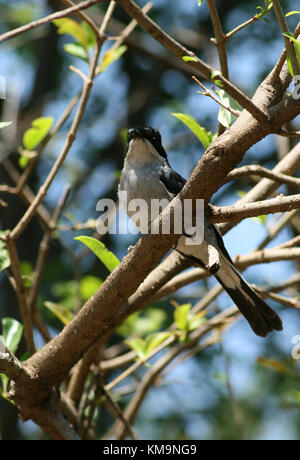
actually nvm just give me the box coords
[215,89,242,128]
[97,45,127,73]
[286,11,300,17]
[283,32,300,69]
[23,116,54,151]
[64,43,88,61]
[144,332,172,354]
[1,317,23,354]
[44,301,74,326]
[51,280,77,310]
[252,214,267,225]
[189,309,208,330]
[0,231,10,272]
[20,261,34,288]
[117,308,167,337]
[174,303,192,331]
[0,121,12,130]
[81,21,96,48]
[126,337,147,360]
[80,275,102,301]
[74,236,119,272]
[182,55,198,62]
[171,113,212,149]
[236,190,247,198]
[52,18,89,48]
[211,70,224,87]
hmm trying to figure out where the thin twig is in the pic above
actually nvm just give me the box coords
[115,0,270,124]
[206,0,229,136]
[60,0,102,40]
[0,0,106,45]
[28,185,72,341]
[209,193,300,223]
[224,165,300,188]
[225,17,259,40]
[99,1,116,35]
[273,0,300,76]
[4,234,36,355]
[11,37,103,240]
[193,76,241,117]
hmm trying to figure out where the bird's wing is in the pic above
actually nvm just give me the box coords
[159,165,186,196]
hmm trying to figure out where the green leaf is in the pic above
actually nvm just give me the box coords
[144,332,172,354]
[80,275,102,301]
[198,0,203,5]
[18,148,37,168]
[51,280,77,310]
[117,308,167,337]
[252,214,267,225]
[188,310,208,330]
[182,55,198,62]
[81,21,96,49]
[23,116,54,151]
[20,261,34,288]
[174,303,192,331]
[0,231,10,272]
[52,18,89,48]
[256,1,273,19]
[97,45,127,73]
[64,43,88,61]
[283,32,300,69]
[287,55,294,77]
[126,337,147,360]
[236,190,247,198]
[0,372,9,398]
[286,11,300,17]
[18,155,29,169]
[74,236,119,272]
[171,113,212,149]
[44,301,74,325]
[1,317,23,354]
[0,121,12,130]
[210,70,224,87]
[215,89,242,128]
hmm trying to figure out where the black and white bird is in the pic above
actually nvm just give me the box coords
[118,126,283,337]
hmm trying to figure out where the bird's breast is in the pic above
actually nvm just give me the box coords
[118,161,171,226]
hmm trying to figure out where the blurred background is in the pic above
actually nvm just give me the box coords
[0,0,300,440]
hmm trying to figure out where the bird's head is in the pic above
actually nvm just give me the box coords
[126,127,168,163]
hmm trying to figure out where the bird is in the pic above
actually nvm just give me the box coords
[118,126,283,337]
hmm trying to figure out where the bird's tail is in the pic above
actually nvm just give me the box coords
[215,255,283,337]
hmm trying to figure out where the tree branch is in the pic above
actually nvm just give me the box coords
[0,0,107,45]
[209,193,300,223]
[224,165,300,188]
[115,0,270,124]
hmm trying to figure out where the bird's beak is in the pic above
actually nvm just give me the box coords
[127,128,145,144]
